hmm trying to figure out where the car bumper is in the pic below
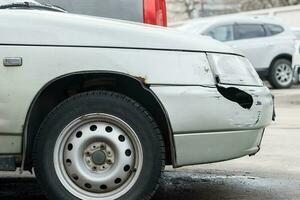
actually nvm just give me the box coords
[173,128,265,166]
[151,85,274,167]
[292,64,300,83]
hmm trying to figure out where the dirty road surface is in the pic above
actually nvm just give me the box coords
[1,88,300,200]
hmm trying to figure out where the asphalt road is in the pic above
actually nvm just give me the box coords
[1,88,300,200]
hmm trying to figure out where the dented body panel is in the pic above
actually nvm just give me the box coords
[151,85,273,133]
[151,85,273,166]
[0,10,274,168]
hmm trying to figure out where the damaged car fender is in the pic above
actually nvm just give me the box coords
[151,85,273,166]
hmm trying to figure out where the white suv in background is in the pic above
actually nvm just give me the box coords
[178,15,296,89]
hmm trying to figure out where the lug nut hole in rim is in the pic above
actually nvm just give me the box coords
[118,135,125,142]
[85,183,92,189]
[90,125,97,131]
[67,143,73,151]
[114,178,122,184]
[100,185,108,190]
[124,165,130,172]
[105,126,113,133]
[72,174,79,180]
[125,149,131,157]
[66,159,72,166]
[76,131,82,138]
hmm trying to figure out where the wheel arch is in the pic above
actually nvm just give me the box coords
[22,71,176,170]
[269,53,292,74]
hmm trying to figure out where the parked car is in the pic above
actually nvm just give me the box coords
[178,15,296,89]
[0,5,274,200]
[36,0,167,26]
[291,27,300,83]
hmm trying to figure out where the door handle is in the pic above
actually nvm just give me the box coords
[3,57,22,67]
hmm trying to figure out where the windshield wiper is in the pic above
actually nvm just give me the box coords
[0,2,65,12]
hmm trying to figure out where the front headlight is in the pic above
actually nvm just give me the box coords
[207,53,263,86]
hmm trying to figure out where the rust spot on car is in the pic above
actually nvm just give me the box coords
[136,76,147,84]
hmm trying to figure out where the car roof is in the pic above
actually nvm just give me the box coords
[179,14,287,31]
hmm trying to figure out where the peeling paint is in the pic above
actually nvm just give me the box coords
[229,94,264,128]
[135,76,147,84]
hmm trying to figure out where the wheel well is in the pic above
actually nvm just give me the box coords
[23,72,174,170]
[269,54,292,73]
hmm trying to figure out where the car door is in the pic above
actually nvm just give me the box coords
[228,23,270,70]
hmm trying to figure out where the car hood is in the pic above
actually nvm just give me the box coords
[0,10,238,54]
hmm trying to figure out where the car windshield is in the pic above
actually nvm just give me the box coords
[0,0,65,12]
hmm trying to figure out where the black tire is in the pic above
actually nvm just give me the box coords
[33,91,165,200]
[269,58,293,89]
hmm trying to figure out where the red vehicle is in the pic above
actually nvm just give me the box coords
[37,0,167,26]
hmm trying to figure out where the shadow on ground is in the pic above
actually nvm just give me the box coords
[1,171,299,200]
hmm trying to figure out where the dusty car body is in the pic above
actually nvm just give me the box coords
[0,9,274,200]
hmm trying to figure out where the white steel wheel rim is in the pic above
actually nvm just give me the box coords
[275,63,293,86]
[53,113,143,200]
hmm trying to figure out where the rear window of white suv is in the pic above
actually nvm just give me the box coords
[235,24,266,40]
[264,24,284,36]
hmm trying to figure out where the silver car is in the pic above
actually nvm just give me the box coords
[0,4,274,200]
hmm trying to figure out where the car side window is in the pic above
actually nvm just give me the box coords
[234,24,266,40]
[206,25,234,42]
[265,24,284,36]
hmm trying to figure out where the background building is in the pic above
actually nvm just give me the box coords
[166,0,300,23]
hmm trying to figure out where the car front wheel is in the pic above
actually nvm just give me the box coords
[269,58,293,89]
[33,91,164,200]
